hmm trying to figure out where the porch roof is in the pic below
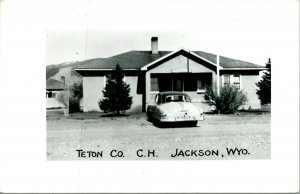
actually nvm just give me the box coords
[74,50,264,71]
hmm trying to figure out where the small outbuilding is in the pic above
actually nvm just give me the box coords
[46,78,68,109]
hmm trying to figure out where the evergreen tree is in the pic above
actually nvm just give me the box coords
[99,64,132,114]
[256,58,271,105]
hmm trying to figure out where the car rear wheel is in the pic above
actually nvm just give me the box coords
[189,121,198,127]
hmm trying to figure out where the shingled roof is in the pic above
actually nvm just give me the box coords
[74,50,264,70]
[46,79,67,90]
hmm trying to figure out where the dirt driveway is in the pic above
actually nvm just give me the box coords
[47,111,270,160]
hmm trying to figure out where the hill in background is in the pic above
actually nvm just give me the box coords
[46,58,102,87]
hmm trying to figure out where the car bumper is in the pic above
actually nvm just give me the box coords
[160,115,204,122]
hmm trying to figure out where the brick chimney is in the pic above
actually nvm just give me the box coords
[151,37,158,54]
[60,76,65,85]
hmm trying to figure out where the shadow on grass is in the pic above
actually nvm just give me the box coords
[238,109,270,113]
[203,105,271,115]
[100,114,129,117]
[152,121,198,128]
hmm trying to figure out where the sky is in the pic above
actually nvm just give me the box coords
[46,0,299,66]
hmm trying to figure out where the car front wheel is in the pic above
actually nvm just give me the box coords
[146,112,152,122]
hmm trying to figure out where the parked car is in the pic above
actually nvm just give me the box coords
[146,92,204,126]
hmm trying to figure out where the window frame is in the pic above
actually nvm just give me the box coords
[150,77,159,92]
[232,74,241,90]
[197,78,206,93]
[222,74,241,90]
[150,73,212,93]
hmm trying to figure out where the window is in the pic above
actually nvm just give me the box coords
[223,74,230,86]
[48,91,53,98]
[151,77,159,91]
[163,94,191,103]
[223,74,240,89]
[46,91,56,98]
[157,95,162,104]
[197,74,211,92]
[232,74,240,89]
[60,76,65,84]
[165,96,172,103]
[150,74,211,92]
[197,79,205,91]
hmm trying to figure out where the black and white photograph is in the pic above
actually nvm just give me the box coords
[46,35,271,160]
[0,0,299,193]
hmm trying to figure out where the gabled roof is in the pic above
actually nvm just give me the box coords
[219,56,263,69]
[75,51,170,70]
[46,79,67,90]
[74,49,264,71]
[140,48,219,71]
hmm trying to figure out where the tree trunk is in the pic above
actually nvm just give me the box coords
[64,107,69,116]
[116,110,120,115]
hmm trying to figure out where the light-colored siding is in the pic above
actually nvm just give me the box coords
[125,76,143,112]
[83,76,104,112]
[83,76,142,113]
[240,75,261,109]
[189,58,215,73]
[81,54,262,113]
[150,55,188,73]
[46,90,67,109]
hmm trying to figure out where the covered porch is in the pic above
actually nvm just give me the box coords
[147,72,215,112]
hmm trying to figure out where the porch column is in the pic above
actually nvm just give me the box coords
[216,54,220,97]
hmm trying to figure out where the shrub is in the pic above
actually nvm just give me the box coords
[69,97,80,113]
[205,85,248,114]
[56,90,70,116]
[69,82,83,113]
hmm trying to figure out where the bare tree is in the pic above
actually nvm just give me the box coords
[56,89,70,116]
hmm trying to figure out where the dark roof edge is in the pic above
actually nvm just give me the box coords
[74,68,140,71]
[220,67,266,70]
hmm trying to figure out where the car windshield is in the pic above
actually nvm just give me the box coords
[163,95,191,103]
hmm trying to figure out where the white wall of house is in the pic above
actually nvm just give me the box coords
[125,76,143,112]
[82,75,143,113]
[240,75,261,109]
[81,54,261,113]
[83,76,104,112]
[188,58,216,73]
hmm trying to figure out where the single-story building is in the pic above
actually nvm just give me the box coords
[46,78,68,109]
[75,37,265,113]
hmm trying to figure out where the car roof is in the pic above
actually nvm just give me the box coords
[159,91,188,96]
